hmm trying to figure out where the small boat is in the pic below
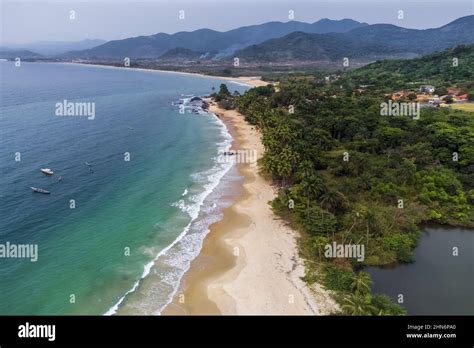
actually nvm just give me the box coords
[85,162,92,167]
[30,187,50,194]
[40,168,54,175]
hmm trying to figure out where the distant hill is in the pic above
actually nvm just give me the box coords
[0,47,43,59]
[4,39,106,56]
[60,18,367,59]
[236,15,474,62]
[345,15,474,55]
[158,47,213,60]
[234,31,410,62]
[348,44,474,84]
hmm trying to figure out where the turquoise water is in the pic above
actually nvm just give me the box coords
[0,62,247,314]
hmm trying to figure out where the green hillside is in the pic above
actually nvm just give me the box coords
[347,44,474,87]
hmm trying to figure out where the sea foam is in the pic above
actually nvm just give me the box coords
[105,99,235,315]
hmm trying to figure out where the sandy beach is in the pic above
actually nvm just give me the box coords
[67,62,268,87]
[162,98,338,315]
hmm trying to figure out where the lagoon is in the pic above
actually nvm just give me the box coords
[367,225,474,315]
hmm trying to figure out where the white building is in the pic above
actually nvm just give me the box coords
[419,85,435,94]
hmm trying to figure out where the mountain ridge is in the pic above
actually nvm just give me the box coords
[235,15,474,62]
[59,18,368,59]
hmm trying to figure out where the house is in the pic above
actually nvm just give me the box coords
[419,85,435,94]
[325,74,339,83]
[447,87,461,96]
[454,94,469,103]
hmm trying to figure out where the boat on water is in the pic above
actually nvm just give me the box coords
[40,168,54,175]
[30,187,50,194]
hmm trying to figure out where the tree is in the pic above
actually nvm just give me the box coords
[342,294,376,316]
[371,294,407,315]
[397,158,416,185]
[350,272,372,296]
[443,95,454,104]
[305,235,329,261]
[362,206,378,244]
[435,87,447,96]
[320,189,348,213]
[296,160,316,181]
[301,176,326,218]
[276,145,300,186]
[299,206,338,236]
[218,83,231,98]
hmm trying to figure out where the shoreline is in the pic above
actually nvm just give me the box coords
[61,61,270,88]
[40,61,336,314]
[162,99,338,315]
[50,60,272,315]
[107,101,240,316]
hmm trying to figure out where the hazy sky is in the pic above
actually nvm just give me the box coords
[1,0,473,44]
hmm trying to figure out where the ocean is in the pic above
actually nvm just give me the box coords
[0,61,248,314]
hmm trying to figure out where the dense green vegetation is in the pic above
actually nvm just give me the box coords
[344,44,474,92]
[217,45,474,315]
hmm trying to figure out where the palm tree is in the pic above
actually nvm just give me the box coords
[275,124,294,145]
[297,160,315,181]
[341,294,376,316]
[320,189,348,213]
[278,146,299,187]
[350,271,372,296]
[301,176,326,218]
[261,155,278,178]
